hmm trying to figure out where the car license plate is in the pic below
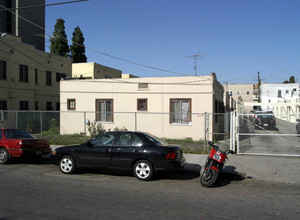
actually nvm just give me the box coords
[263,124,268,126]
[36,151,42,155]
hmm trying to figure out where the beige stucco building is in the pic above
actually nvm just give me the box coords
[0,34,72,111]
[60,73,225,140]
[224,83,255,112]
[72,62,122,79]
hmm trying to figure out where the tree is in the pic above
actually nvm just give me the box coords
[50,18,70,57]
[70,26,87,63]
[283,76,296,83]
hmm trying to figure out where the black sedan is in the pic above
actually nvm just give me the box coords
[51,131,186,181]
[253,112,277,130]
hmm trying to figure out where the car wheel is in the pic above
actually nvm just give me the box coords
[0,148,9,164]
[133,160,153,181]
[59,155,76,174]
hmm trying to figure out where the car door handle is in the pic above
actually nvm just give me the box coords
[105,149,111,152]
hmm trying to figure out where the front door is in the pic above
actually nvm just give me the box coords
[78,133,118,168]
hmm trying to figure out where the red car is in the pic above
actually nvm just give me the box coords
[0,128,51,164]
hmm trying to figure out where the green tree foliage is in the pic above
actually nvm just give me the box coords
[283,76,296,83]
[50,18,70,57]
[70,26,87,63]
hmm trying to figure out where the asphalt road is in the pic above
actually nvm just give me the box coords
[0,159,299,220]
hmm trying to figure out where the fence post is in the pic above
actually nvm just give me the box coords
[230,111,235,152]
[16,111,18,128]
[135,112,137,131]
[204,112,209,153]
[84,111,87,142]
[40,111,43,137]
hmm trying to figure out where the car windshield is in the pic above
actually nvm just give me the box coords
[143,133,168,146]
[4,129,35,139]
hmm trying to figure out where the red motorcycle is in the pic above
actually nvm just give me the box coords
[200,141,234,187]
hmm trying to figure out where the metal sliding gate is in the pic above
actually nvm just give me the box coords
[236,113,300,157]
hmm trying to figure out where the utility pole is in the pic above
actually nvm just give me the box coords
[258,72,261,102]
[186,52,206,76]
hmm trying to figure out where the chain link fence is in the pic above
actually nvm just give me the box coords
[237,113,300,156]
[0,110,232,153]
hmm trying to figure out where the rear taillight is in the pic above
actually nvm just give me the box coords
[166,152,176,160]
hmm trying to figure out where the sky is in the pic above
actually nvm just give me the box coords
[45,0,300,84]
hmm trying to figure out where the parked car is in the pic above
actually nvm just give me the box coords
[0,128,51,164]
[51,131,186,181]
[253,112,277,130]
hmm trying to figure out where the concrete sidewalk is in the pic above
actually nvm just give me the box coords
[184,154,300,184]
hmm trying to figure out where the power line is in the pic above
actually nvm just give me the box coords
[0,3,192,77]
[0,0,88,12]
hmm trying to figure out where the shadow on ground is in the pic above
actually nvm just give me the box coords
[156,163,201,181]
[212,165,248,187]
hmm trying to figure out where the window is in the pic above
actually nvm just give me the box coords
[35,101,39,110]
[35,69,38,84]
[170,99,191,125]
[0,100,7,110]
[278,90,282,97]
[89,133,118,146]
[229,91,233,96]
[46,71,52,85]
[246,91,250,95]
[138,83,148,89]
[137,99,147,111]
[115,133,143,147]
[56,73,66,82]
[236,91,241,95]
[0,60,7,79]
[285,90,289,94]
[67,99,76,110]
[19,64,28,82]
[56,102,60,111]
[46,102,53,111]
[0,100,8,120]
[96,99,113,122]
[20,101,29,110]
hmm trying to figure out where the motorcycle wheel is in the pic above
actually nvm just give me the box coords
[200,169,218,187]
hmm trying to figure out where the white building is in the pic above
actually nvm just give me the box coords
[261,83,299,111]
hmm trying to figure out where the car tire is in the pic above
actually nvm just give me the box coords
[0,148,9,164]
[133,160,154,181]
[59,155,76,174]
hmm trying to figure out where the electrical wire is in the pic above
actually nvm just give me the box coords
[0,3,192,77]
[0,0,88,12]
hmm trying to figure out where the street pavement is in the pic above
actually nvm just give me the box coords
[185,153,300,184]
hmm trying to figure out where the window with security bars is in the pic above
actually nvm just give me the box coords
[96,99,113,122]
[0,61,6,79]
[19,64,28,82]
[170,99,191,124]
[137,99,147,111]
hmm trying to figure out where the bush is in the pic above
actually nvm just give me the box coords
[87,121,106,138]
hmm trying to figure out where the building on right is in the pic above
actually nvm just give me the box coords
[260,83,299,109]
